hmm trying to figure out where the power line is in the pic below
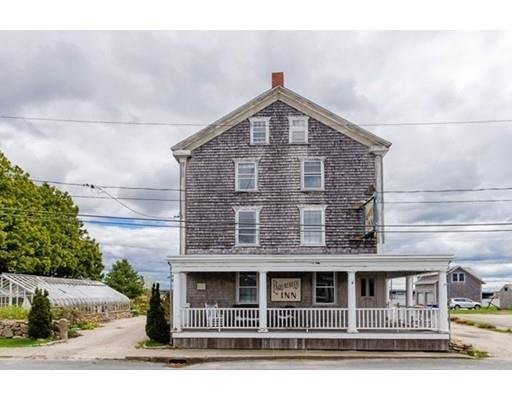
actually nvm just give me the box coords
[3,113,512,128]
[4,208,512,231]
[68,193,512,205]
[31,178,512,195]
[32,179,181,192]
[90,184,166,219]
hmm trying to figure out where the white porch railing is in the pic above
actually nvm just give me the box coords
[180,307,439,331]
[182,307,259,329]
[267,308,347,329]
[357,308,439,330]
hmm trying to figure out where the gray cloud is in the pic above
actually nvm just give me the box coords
[1,31,512,289]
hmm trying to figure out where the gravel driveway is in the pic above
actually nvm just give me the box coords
[0,316,147,360]
[452,313,512,329]
[451,321,512,359]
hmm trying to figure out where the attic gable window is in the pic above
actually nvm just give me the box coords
[288,116,309,143]
[249,117,270,145]
[452,272,465,282]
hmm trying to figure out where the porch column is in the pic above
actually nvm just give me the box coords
[347,271,358,333]
[384,279,390,306]
[406,276,414,307]
[438,270,449,332]
[172,271,182,332]
[180,272,188,307]
[258,271,268,332]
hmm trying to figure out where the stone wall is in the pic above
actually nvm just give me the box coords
[0,319,28,338]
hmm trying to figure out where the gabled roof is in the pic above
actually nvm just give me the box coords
[449,266,486,284]
[415,266,486,285]
[171,85,391,158]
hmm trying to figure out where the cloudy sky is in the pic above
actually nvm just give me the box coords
[1,31,511,290]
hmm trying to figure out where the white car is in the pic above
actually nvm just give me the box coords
[449,297,481,310]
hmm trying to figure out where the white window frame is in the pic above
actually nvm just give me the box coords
[234,206,262,247]
[299,205,326,246]
[249,117,270,145]
[234,159,258,192]
[236,272,259,304]
[288,116,309,144]
[300,157,325,191]
[313,272,336,305]
[452,272,465,283]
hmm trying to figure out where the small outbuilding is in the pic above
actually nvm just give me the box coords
[416,266,485,305]
[0,273,130,313]
[499,284,512,309]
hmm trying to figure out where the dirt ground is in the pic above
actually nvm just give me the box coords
[451,318,512,359]
[452,313,512,329]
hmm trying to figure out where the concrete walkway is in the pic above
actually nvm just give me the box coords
[451,322,512,359]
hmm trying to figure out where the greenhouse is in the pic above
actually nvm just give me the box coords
[0,273,130,312]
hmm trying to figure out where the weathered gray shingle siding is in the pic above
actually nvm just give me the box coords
[448,267,482,302]
[185,100,377,254]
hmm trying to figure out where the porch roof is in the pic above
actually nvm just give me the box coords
[167,254,454,273]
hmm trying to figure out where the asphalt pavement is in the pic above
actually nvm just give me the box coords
[1,357,511,369]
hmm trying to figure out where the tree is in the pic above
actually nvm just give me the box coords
[104,259,145,299]
[28,288,53,339]
[145,283,170,343]
[0,151,104,279]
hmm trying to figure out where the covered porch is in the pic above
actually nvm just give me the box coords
[167,254,452,349]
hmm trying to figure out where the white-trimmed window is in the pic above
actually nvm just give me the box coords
[301,159,324,191]
[249,117,270,145]
[235,207,261,246]
[237,272,258,304]
[235,160,257,191]
[300,206,326,246]
[288,116,309,143]
[314,272,335,304]
[452,272,465,283]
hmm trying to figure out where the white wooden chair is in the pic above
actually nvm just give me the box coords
[205,303,223,330]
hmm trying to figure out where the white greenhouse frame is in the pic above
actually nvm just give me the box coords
[0,273,130,312]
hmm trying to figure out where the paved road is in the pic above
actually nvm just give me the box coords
[0,316,147,359]
[1,357,511,370]
[451,320,512,359]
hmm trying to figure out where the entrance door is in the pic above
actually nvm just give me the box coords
[358,277,378,308]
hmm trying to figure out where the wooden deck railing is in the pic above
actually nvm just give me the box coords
[180,307,439,331]
[356,308,439,330]
[267,308,348,329]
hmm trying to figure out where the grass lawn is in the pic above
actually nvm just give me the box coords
[450,306,512,315]
[135,339,170,349]
[0,337,51,348]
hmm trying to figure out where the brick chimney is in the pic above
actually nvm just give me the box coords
[272,72,284,88]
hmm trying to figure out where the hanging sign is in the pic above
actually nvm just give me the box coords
[271,278,301,302]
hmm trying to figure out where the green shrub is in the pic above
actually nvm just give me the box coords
[73,321,99,330]
[131,292,150,316]
[52,308,87,325]
[0,306,29,320]
[145,283,170,344]
[28,288,53,339]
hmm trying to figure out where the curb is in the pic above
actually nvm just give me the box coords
[124,351,472,366]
